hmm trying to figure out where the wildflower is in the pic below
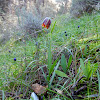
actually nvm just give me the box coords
[42,17,51,29]
[64,31,66,33]
[64,31,67,36]
[78,25,80,28]
[14,58,16,61]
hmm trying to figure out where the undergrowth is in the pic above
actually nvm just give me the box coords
[0,12,100,100]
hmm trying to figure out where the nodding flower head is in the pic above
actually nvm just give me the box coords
[42,17,51,29]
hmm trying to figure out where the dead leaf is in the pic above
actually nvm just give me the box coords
[32,83,47,95]
[54,88,63,95]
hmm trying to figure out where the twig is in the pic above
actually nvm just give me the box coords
[71,76,85,89]
[71,75,85,95]
[74,86,87,95]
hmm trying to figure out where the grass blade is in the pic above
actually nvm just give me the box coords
[97,70,100,97]
[51,21,56,33]
[49,60,60,86]
[49,57,59,76]
[40,67,48,84]
[2,90,5,100]
[84,45,87,57]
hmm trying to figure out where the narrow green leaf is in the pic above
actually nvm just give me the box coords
[84,63,89,78]
[61,54,67,73]
[48,39,52,75]
[93,63,98,73]
[66,48,74,59]
[49,57,59,76]
[55,70,69,78]
[97,70,100,97]
[87,61,93,79]
[87,60,91,71]
[51,21,56,33]
[50,60,60,86]
[68,55,72,69]
[2,90,5,100]
[41,67,48,84]
[47,75,50,82]
[84,45,87,57]
[87,62,98,79]
[80,59,96,79]
[87,69,92,79]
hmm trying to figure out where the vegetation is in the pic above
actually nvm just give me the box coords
[0,0,100,100]
[70,0,100,17]
[0,12,100,99]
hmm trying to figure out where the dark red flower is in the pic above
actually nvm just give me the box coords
[42,17,51,29]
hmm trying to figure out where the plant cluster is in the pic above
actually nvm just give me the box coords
[0,11,100,100]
